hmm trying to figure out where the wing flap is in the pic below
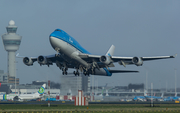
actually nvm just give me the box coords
[79,53,100,59]
[111,56,133,62]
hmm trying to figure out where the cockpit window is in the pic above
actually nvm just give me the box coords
[55,29,62,32]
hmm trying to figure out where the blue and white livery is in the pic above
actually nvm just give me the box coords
[22,29,176,76]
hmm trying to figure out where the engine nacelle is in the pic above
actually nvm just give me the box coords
[38,55,47,65]
[132,57,143,66]
[23,57,34,66]
[100,55,111,65]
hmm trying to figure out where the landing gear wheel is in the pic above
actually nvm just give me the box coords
[83,71,89,76]
[74,69,80,76]
[74,71,77,76]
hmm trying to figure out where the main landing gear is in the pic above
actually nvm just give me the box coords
[74,69,80,76]
[62,68,68,75]
[73,71,90,76]
[83,71,90,76]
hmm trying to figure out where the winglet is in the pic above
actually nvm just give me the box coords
[173,54,177,58]
[170,54,177,58]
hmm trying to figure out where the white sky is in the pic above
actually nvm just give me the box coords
[0,0,179,89]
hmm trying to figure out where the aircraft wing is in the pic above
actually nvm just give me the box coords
[20,54,74,68]
[80,53,177,67]
[112,54,176,61]
[140,55,177,61]
[21,52,176,69]
[112,54,176,62]
[21,54,56,66]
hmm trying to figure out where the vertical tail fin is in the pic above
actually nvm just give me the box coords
[161,93,164,98]
[144,90,148,96]
[175,92,177,97]
[101,83,108,96]
[104,83,108,88]
[106,45,115,56]
[37,84,46,95]
[100,87,104,96]
[106,89,109,96]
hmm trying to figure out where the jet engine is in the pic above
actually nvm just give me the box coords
[132,57,143,66]
[100,55,111,65]
[23,57,34,66]
[37,55,47,65]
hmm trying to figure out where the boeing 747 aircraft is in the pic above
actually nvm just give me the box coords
[21,29,176,76]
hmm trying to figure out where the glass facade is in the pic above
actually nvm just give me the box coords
[3,40,21,45]
[7,28,17,33]
[8,77,19,85]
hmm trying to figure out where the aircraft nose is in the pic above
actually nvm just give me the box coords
[49,36,55,49]
[49,36,52,43]
[49,36,52,41]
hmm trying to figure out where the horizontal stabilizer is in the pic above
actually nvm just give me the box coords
[16,53,25,58]
[109,70,139,73]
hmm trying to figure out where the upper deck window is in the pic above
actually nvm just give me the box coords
[55,29,62,32]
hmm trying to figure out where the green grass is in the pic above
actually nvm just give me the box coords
[0,104,180,112]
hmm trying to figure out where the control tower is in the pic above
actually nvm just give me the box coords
[2,20,22,79]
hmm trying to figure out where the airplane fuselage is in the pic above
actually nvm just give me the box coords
[0,84,46,101]
[49,29,110,76]
[17,93,43,100]
[22,28,175,76]
[0,94,17,100]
